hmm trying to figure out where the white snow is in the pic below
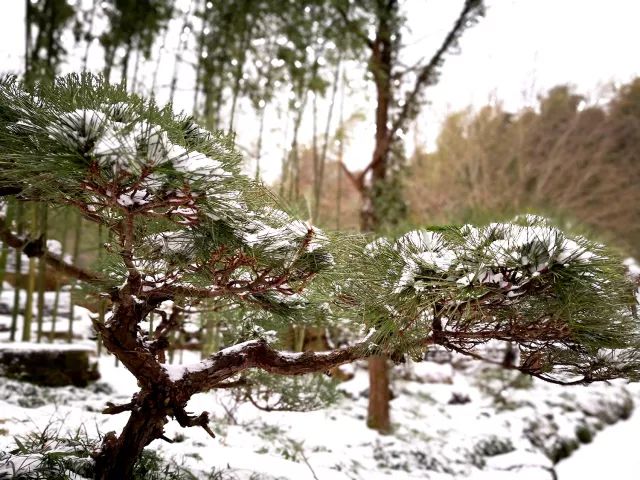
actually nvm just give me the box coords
[0,336,635,480]
[556,384,640,479]
[0,342,94,353]
[389,217,601,295]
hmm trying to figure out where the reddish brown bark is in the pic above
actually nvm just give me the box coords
[360,0,395,435]
[366,355,391,433]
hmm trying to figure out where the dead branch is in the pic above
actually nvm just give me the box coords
[173,407,216,439]
[102,400,135,415]
[389,0,483,140]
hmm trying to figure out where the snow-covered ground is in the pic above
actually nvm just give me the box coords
[0,282,637,479]
[556,397,640,479]
[0,348,636,479]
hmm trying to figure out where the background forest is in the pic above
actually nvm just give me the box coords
[1,1,640,479]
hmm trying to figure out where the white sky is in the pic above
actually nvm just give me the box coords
[1,0,639,183]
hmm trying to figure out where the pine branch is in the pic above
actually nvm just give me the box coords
[175,338,370,398]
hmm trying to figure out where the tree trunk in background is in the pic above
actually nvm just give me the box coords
[151,25,170,98]
[228,27,251,136]
[24,0,31,75]
[0,200,15,295]
[35,204,48,342]
[254,103,266,180]
[81,0,99,72]
[362,0,395,435]
[68,212,82,342]
[10,202,24,341]
[169,3,192,104]
[367,356,391,431]
[49,211,68,342]
[22,204,38,342]
[313,58,341,223]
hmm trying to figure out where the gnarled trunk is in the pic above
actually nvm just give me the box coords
[93,392,168,480]
[92,298,173,479]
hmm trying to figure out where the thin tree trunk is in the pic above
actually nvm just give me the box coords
[363,2,395,434]
[10,202,24,341]
[311,91,319,219]
[336,72,345,230]
[0,200,15,295]
[367,356,391,431]
[313,58,341,223]
[228,27,251,136]
[103,46,115,82]
[278,104,291,198]
[44,0,56,78]
[25,0,31,75]
[286,94,308,201]
[81,0,99,72]
[130,44,141,92]
[68,212,82,343]
[120,40,132,86]
[22,204,38,342]
[49,211,68,342]
[192,0,205,116]
[35,204,48,342]
[150,25,170,98]
[255,104,266,180]
[169,2,193,104]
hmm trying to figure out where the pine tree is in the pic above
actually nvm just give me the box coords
[0,74,639,480]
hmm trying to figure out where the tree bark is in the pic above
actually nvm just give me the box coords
[367,355,391,433]
[93,393,168,480]
[362,0,395,435]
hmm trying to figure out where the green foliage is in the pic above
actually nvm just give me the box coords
[341,215,640,382]
[132,449,197,480]
[26,0,76,83]
[1,73,639,394]
[0,73,362,343]
[243,371,342,412]
[3,422,96,479]
[100,0,173,79]
[2,422,247,480]
[194,0,360,127]
[575,424,593,444]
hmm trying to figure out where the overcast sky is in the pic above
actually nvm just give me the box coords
[1,0,639,182]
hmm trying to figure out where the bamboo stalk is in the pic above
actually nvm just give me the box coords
[49,210,68,342]
[0,199,15,295]
[315,58,341,223]
[336,71,346,230]
[21,203,38,342]
[35,204,48,342]
[96,223,105,355]
[10,201,24,341]
[169,1,193,104]
[68,212,82,343]
[81,0,98,72]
